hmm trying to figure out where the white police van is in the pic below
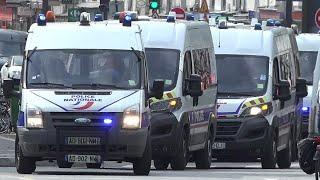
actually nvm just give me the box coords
[210,22,307,169]
[296,34,320,138]
[133,16,218,170]
[3,13,164,175]
[308,50,320,137]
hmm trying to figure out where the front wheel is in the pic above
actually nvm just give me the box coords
[170,130,188,170]
[133,138,151,175]
[57,160,73,168]
[154,159,169,170]
[15,138,36,174]
[261,130,277,169]
[86,163,101,169]
[194,133,213,169]
[277,136,292,169]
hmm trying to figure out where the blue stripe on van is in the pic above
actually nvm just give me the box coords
[17,111,25,127]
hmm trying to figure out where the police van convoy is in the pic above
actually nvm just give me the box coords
[296,34,320,138]
[3,13,165,175]
[210,23,307,168]
[133,16,218,170]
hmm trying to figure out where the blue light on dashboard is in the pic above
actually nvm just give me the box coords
[104,118,113,125]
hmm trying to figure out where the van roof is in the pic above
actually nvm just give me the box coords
[26,22,143,51]
[211,26,291,57]
[132,20,211,50]
[296,33,320,52]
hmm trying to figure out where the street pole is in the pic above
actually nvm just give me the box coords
[302,0,309,33]
[115,0,119,12]
[42,0,49,14]
[285,0,293,27]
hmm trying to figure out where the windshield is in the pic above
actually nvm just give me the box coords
[145,48,179,91]
[26,50,141,89]
[12,56,23,66]
[216,55,269,97]
[299,51,317,83]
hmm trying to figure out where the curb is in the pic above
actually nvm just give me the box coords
[0,157,15,167]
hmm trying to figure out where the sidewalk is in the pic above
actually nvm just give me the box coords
[0,133,15,167]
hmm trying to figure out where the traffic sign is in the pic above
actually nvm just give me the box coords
[68,8,80,22]
[315,8,320,29]
[170,7,185,19]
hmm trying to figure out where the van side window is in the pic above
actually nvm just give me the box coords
[192,49,212,89]
[273,58,280,97]
[183,51,192,96]
[279,53,292,84]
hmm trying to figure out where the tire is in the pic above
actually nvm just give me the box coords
[86,163,101,169]
[170,130,188,170]
[277,136,292,169]
[154,159,169,170]
[133,138,151,176]
[57,160,73,168]
[194,133,213,169]
[15,138,36,174]
[261,129,277,169]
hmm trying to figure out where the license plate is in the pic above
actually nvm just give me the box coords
[212,142,226,149]
[65,137,101,145]
[66,155,101,163]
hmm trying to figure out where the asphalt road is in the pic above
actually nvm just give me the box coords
[0,162,315,180]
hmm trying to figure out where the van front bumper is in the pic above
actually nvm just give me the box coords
[213,116,269,158]
[150,112,181,158]
[17,112,149,161]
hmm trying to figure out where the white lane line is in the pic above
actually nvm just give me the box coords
[0,135,15,142]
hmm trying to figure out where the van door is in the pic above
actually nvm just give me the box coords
[189,48,216,147]
[277,52,295,150]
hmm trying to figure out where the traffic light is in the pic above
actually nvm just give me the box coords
[149,0,159,10]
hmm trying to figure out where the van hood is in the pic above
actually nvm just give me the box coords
[217,96,268,117]
[23,89,141,112]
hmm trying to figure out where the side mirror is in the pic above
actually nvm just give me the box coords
[296,78,308,98]
[275,80,291,101]
[149,79,164,100]
[3,79,14,98]
[187,74,203,98]
[5,64,9,67]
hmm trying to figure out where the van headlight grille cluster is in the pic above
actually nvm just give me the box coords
[240,103,272,117]
[122,104,141,129]
[150,98,182,112]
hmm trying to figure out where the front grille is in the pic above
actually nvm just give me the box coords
[217,121,241,136]
[48,112,121,127]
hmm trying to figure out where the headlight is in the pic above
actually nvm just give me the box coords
[241,103,271,117]
[150,98,182,112]
[27,107,43,128]
[122,104,141,129]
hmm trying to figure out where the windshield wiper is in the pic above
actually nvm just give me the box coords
[71,83,128,90]
[29,82,71,88]
[131,47,143,62]
[27,46,37,61]
[218,92,254,97]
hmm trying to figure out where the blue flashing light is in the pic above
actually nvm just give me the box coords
[302,106,309,112]
[95,14,103,21]
[186,13,194,21]
[37,14,46,26]
[254,23,262,30]
[103,118,113,125]
[266,19,275,26]
[167,15,175,23]
[123,15,132,27]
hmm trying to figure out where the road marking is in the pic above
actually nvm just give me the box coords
[0,135,15,142]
